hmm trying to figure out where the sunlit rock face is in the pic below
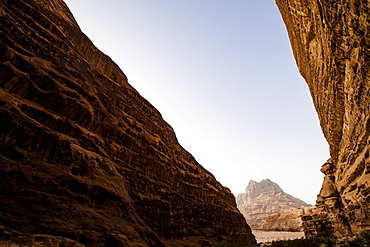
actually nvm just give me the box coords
[0,0,256,246]
[259,207,315,232]
[236,179,311,231]
[276,0,370,237]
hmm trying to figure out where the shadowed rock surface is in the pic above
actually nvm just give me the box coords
[0,0,256,246]
[236,179,311,231]
[276,0,370,237]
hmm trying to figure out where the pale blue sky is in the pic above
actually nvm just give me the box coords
[64,0,329,204]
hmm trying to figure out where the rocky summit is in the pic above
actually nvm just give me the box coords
[0,0,256,246]
[236,179,311,231]
[276,0,370,237]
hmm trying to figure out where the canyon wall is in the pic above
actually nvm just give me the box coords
[0,0,256,246]
[276,0,370,237]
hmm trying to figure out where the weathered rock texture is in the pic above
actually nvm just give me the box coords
[0,0,256,246]
[236,179,311,231]
[259,207,315,232]
[276,0,370,237]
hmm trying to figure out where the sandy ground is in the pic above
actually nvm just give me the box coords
[253,230,305,243]
[0,231,305,246]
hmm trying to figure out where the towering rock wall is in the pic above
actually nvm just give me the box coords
[0,0,256,246]
[276,0,370,237]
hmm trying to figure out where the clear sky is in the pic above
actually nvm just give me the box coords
[64,0,330,205]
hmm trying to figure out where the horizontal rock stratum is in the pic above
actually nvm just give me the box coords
[276,0,370,237]
[0,0,256,246]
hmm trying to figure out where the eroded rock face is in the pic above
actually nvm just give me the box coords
[0,0,256,246]
[236,179,311,230]
[259,207,315,232]
[276,0,370,237]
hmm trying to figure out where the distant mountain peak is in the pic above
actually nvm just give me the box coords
[237,179,311,230]
[245,179,284,198]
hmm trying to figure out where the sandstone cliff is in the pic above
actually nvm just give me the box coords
[236,179,311,231]
[0,0,256,246]
[259,207,315,232]
[276,0,370,237]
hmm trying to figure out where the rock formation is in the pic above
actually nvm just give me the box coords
[0,0,256,246]
[276,0,370,237]
[259,207,315,232]
[236,179,311,231]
